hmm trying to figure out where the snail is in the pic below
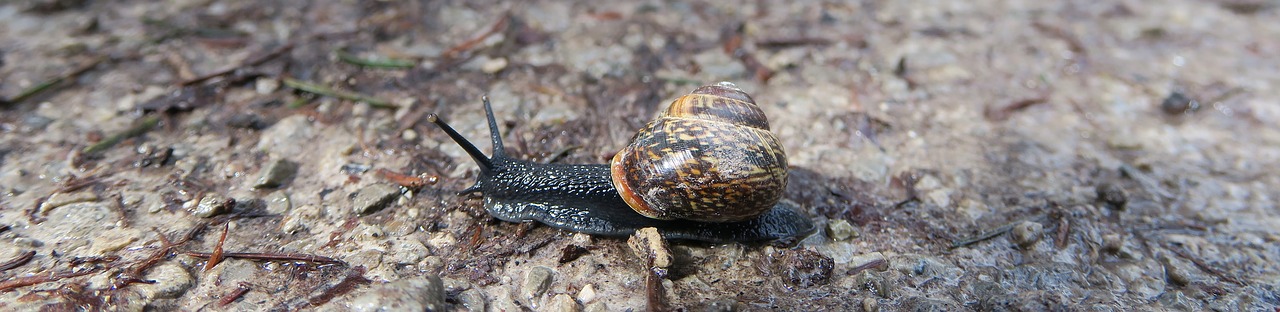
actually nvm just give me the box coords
[427,82,814,243]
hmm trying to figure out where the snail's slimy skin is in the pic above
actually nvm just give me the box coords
[479,159,814,242]
[428,83,814,243]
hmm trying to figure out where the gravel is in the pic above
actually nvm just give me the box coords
[0,0,1277,310]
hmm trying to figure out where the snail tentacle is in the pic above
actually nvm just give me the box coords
[427,114,492,174]
[428,96,509,194]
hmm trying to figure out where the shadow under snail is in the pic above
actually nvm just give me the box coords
[427,82,814,243]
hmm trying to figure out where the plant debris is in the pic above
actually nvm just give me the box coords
[282,78,396,109]
[81,115,162,155]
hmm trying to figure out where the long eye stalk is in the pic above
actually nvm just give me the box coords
[427,95,507,173]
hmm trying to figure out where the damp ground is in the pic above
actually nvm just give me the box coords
[1,1,1278,310]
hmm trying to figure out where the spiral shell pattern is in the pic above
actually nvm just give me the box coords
[610,82,788,222]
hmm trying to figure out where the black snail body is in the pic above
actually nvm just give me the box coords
[428,82,814,243]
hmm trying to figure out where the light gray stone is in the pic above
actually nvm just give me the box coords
[544,293,580,312]
[348,276,446,312]
[191,194,234,218]
[254,159,298,189]
[1010,221,1043,247]
[826,219,858,241]
[352,184,402,215]
[522,266,555,302]
[136,263,194,299]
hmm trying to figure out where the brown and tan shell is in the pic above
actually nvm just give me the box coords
[610,82,788,223]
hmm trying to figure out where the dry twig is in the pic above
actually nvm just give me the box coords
[0,251,36,272]
[184,252,345,266]
[1,56,107,106]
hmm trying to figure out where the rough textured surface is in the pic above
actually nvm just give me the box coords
[346,276,445,312]
[350,183,403,215]
[521,266,556,305]
[1,0,1278,310]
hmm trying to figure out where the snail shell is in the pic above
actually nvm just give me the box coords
[611,82,788,222]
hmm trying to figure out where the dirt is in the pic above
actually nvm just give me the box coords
[2,0,1278,311]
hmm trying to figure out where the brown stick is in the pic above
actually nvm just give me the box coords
[0,251,36,272]
[722,24,775,83]
[114,225,206,288]
[185,251,345,265]
[218,282,252,307]
[645,268,668,312]
[1032,22,1088,61]
[757,37,833,49]
[375,169,438,189]
[0,267,105,293]
[847,258,888,276]
[111,192,131,227]
[1055,217,1070,249]
[1,56,107,106]
[204,223,230,272]
[1168,245,1245,286]
[441,14,510,60]
[984,94,1051,121]
[303,267,370,307]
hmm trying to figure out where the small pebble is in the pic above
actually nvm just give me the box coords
[40,190,100,213]
[340,163,372,175]
[558,245,590,264]
[255,77,280,94]
[351,184,402,215]
[628,227,672,270]
[491,288,522,312]
[826,219,858,241]
[90,228,140,253]
[545,293,580,312]
[1103,234,1124,253]
[192,194,234,218]
[136,263,194,298]
[1096,182,1128,210]
[577,284,596,303]
[1010,221,1043,247]
[263,190,292,214]
[426,232,457,249]
[481,57,509,74]
[1160,91,1199,115]
[862,298,880,312]
[12,237,42,248]
[856,271,890,298]
[382,219,418,237]
[570,233,593,245]
[456,289,486,312]
[522,266,555,302]
[1159,255,1197,286]
[254,159,298,189]
[348,276,446,312]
